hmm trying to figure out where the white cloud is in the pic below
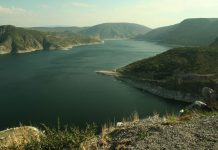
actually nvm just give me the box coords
[1,0,218,27]
[67,2,95,8]
[0,5,28,15]
[39,4,49,9]
[0,5,39,27]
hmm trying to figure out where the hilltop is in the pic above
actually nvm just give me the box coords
[138,18,218,46]
[117,47,218,102]
[0,25,102,54]
[30,23,151,40]
[79,23,151,39]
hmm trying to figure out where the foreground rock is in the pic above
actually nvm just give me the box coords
[93,114,218,150]
[0,126,43,149]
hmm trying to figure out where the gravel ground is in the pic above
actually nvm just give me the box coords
[94,114,218,150]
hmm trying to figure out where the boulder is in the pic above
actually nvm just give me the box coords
[202,87,216,100]
[180,101,211,115]
[202,87,218,110]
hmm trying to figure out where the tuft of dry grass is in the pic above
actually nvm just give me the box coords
[164,110,218,124]
[99,112,140,148]
[0,126,42,150]
[24,124,97,150]
[122,111,140,123]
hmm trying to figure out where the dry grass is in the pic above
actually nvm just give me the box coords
[164,110,218,124]
[101,111,140,135]
[0,126,42,150]
[99,112,140,148]
[123,111,140,123]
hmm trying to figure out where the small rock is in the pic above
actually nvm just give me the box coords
[116,122,124,127]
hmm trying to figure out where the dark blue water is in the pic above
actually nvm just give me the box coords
[0,40,187,130]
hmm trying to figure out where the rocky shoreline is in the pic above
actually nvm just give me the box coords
[117,77,201,103]
[96,70,202,103]
[0,41,104,55]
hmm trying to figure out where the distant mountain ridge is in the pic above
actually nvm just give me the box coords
[31,23,151,39]
[30,26,89,33]
[0,25,102,54]
[79,23,151,39]
[139,18,218,46]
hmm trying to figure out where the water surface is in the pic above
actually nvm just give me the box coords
[0,40,187,130]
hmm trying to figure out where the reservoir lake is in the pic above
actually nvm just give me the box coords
[0,40,187,130]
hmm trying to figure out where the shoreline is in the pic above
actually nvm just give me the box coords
[1,41,104,55]
[60,41,104,50]
[117,77,200,103]
[17,48,44,54]
[104,38,129,41]
[96,70,201,103]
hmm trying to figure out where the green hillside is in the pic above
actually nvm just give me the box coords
[140,18,218,46]
[45,32,101,49]
[30,26,88,33]
[118,47,218,95]
[80,23,151,39]
[0,25,49,54]
[0,25,102,54]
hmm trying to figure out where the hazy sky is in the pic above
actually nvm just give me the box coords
[0,0,218,28]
